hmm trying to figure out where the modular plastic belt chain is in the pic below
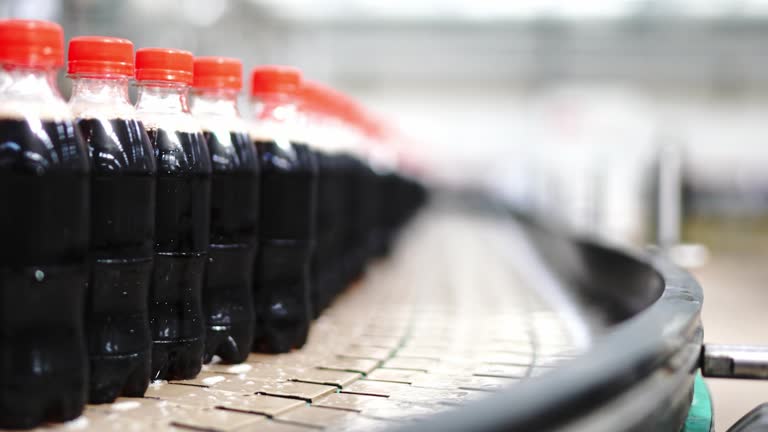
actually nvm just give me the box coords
[33,206,583,431]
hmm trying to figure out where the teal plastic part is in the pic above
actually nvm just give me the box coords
[682,372,714,432]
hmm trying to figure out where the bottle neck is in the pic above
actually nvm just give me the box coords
[135,82,191,115]
[0,64,71,120]
[191,89,240,118]
[249,92,310,142]
[69,76,133,118]
[250,92,301,123]
[0,65,63,103]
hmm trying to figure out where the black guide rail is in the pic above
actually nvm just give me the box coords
[391,193,704,432]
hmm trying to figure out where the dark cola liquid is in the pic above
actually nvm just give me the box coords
[357,161,378,262]
[0,117,89,428]
[253,139,317,353]
[77,117,155,403]
[311,152,347,316]
[146,127,211,380]
[374,172,402,257]
[202,129,258,363]
[403,176,427,224]
[339,155,367,283]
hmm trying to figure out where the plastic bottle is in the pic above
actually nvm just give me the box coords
[68,36,155,403]
[134,48,211,379]
[337,101,373,285]
[0,19,89,428]
[299,81,346,317]
[249,66,317,353]
[191,57,257,363]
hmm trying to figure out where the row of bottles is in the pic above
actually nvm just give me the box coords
[0,19,427,429]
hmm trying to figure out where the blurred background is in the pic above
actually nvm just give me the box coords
[3,0,768,429]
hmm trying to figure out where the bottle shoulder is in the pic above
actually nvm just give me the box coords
[135,110,202,134]
[195,112,248,134]
[145,126,211,176]
[70,101,136,121]
[77,117,157,175]
[256,139,318,174]
[203,128,258,175]
[0,116,88,173]
[0,98,73,123]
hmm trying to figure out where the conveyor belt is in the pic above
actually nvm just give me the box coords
[35,203,593,431]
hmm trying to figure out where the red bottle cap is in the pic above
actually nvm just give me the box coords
[250,65,302,97]
[300,80,364,126]
[135,48,193,84]
[68,36,134,77]
[193,56,242,90]
[301,80,336,115]
[0,19,64,68]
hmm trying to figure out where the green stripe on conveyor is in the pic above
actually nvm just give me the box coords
[682,372,713,432]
